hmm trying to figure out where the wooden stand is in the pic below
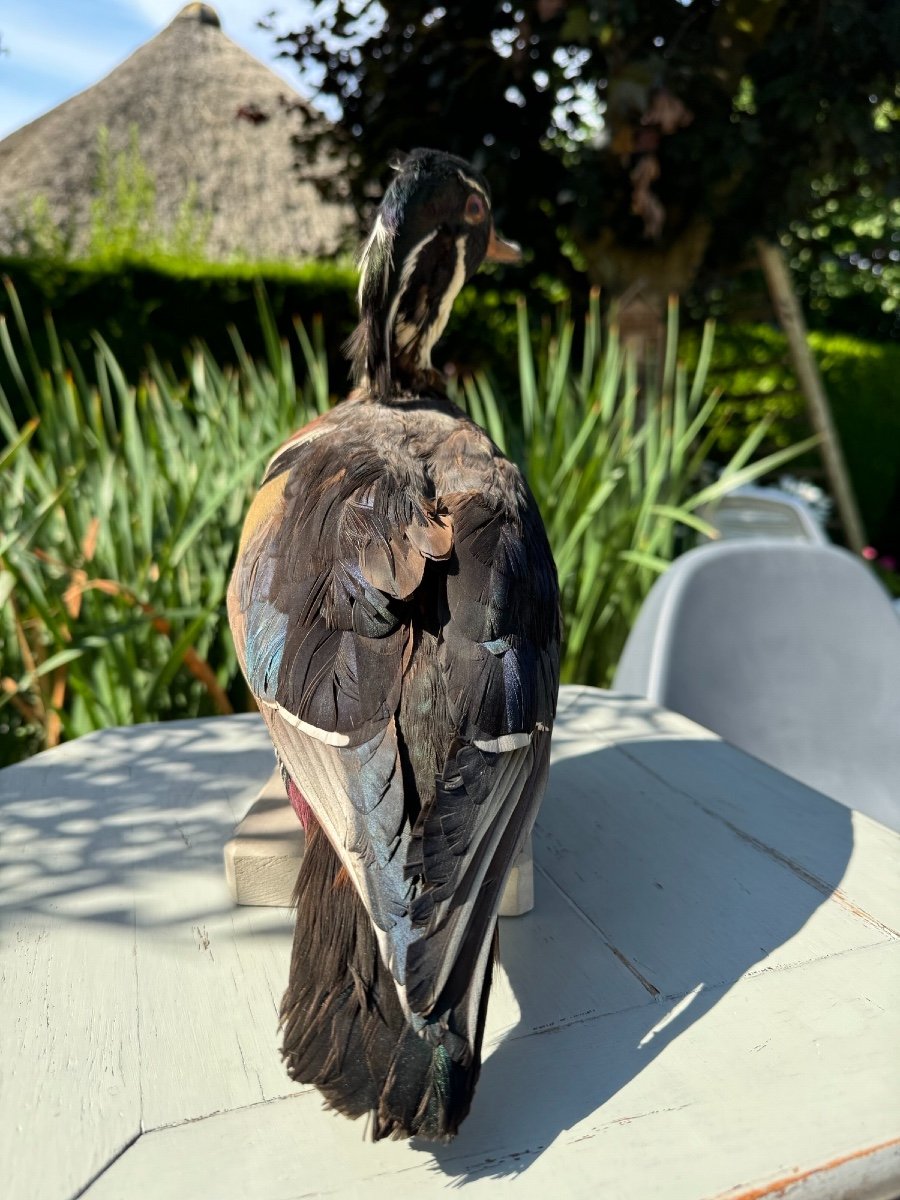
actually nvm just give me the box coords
[224,770,534,917]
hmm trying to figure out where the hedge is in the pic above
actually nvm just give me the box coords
[691,324,900,554]
[0,255,360,392]
[0,254,531,403]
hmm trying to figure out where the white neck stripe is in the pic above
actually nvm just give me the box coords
[416,235,467,370]
[457,172,489,201]
[384,229,439,364]
[357,214,392,307]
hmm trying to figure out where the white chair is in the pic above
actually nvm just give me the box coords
[614,540,900,831]
[699,485,828,545]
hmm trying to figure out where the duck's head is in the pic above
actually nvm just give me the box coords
[347,148,521,397]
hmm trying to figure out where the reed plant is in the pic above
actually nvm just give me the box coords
[0,284,328,762]
[0,285,813,764]
[462,293,817,684]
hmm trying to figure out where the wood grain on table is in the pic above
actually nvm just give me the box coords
[1,688,897,1200]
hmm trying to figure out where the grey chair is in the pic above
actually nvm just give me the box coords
[614,540,900,831]
[698,485,828,545]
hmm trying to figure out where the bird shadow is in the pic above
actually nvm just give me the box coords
[421,723,855,1182]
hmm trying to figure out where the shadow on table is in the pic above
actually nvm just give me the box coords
[424,732,856,1182]
[0,714,274,929]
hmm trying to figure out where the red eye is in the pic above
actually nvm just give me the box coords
[464,193,487,224]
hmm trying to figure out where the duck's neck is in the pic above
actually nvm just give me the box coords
[349,225,470,398]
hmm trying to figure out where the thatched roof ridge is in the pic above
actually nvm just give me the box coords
[0,4,351,262]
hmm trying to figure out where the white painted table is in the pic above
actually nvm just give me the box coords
[2,686,898,1200]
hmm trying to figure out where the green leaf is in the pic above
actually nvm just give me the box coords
[167,455,261,568]
[0,417,40,473]
[618,549,671,573]
[649,504,720,540]
[0,480,70,557]
[9,646,86,696]
[144,608,216,712]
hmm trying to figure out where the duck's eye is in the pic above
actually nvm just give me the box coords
[464,193,487,224]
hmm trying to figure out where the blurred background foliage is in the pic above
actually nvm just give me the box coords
[0,286,328,763]
[2,256,894,554]
[274,0,899,320]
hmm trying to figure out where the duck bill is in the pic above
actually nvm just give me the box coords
[485,226,522,264]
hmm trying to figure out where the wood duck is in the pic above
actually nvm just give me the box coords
[228,148,560,1141]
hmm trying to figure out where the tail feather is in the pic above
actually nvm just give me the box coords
[280,822,494,1141]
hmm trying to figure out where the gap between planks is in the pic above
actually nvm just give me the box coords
[616,745,900,941]
[532,860,660,997]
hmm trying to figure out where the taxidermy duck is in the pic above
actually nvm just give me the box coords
[228,148,560,1141]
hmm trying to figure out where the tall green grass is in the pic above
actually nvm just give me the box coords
[0,286,813,764]
[462,294,817,684]
[0,286,328,762]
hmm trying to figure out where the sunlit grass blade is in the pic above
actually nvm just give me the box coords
[0,416,39,471]
[686,435,822,511]
[516,297,537,440]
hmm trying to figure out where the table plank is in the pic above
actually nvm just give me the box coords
[0,716,275,1200]
[2,689,898,1200]
[557,688,900,930]
[547,686,897,993]
[133,873,303,1129]
[535,740,893,998]
[488,866,651,1044]
[618,737,900,927]
[81,942,900,1200]
[0,907,141,1200]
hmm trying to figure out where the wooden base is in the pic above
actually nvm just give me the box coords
[224,770,534,916]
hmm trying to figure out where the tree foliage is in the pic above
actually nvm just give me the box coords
[782,158,900,341]
[276,0,899,300]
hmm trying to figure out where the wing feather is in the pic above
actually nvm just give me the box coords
[229,409,560,1052]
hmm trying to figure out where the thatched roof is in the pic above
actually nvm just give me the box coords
[0,3,352,262]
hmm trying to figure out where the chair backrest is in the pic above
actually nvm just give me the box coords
[614,541,900,830]
[699,486,828,545]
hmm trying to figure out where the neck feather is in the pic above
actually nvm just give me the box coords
[348,227,468,396]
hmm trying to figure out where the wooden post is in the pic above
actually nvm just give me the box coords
[756,238,867,554]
